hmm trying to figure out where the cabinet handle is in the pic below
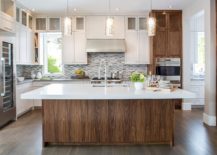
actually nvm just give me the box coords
[1,58,5,96]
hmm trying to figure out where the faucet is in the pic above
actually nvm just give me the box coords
[98,59,107,87]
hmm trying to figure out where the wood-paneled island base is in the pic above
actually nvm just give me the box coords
[42,99,175,146]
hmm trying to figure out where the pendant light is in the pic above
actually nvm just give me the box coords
[64,0,72,36]
[147,0,156,36]
[105,0,114,36]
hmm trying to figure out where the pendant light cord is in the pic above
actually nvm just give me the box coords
[150,0,152,11]
[67,0,69,16]
[108,0,111,14]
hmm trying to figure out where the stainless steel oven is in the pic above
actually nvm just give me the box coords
[155,58,181,82]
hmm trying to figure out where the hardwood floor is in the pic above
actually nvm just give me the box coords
[0,109,216,155]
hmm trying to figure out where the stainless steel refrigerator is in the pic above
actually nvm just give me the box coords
[0,41,16,127]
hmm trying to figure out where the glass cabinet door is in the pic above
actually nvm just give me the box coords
[21,11,27,26]
[49,18,61,31]
[36,18,47,31]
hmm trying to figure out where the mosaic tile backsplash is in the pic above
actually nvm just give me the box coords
[17,53,148,80]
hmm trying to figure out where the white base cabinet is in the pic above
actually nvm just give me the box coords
[16,83,34,117]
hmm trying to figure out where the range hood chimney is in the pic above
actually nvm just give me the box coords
[86,39,126,53]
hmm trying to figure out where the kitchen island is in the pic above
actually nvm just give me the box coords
[21,84,195,146]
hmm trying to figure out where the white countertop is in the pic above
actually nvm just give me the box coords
[21,84,196,100]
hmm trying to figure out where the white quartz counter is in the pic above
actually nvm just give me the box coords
[21,84,196,100]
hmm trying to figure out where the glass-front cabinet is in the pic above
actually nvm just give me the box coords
[35,18,47,31]
[0,0,15,17]
[21,10,27,26]
[49,18,61,31]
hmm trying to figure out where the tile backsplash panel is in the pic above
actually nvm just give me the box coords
[17,53,148,80]
[16,65,43,78]
[64,53,148,80]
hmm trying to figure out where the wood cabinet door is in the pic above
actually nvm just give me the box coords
[153,30,167,57]
[62,35,75,64]
[167,12,182,57]
[167,31,182,57]
[155,12,167,31]
[74,32,87,64]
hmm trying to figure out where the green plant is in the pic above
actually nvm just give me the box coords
[130,72,146,82]
[48,56,60,73]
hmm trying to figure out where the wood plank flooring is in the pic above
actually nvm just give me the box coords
[0,109,216,155]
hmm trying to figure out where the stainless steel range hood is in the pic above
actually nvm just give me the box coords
[86,39,126,53]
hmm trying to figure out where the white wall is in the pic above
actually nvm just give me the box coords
[183,0,216,126]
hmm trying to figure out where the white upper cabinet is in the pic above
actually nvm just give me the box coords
[125,16,150,64]
[62,16,86,64]
[16,24,34,65]
[62,35,75,64]
[138,31,150,64]
[0,0,15,33]
[35,17,47,31]
[86,16,125,39]
[48,18,61,31]
[74,32,87,64]
[126,17,137,31]
[125,31,138,64]
[0,0,15,17]
[86,16,105,39]
[62,32,87,64]
[35,17,61,31]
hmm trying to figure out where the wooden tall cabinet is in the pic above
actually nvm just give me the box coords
[152,10,182,58]
[151,10,182,109]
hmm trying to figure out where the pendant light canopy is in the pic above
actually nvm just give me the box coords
[64,0,72,36]
[147,0,156,36]
[105,0,114,36]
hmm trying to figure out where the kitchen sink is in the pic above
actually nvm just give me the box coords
[92,83,129,87]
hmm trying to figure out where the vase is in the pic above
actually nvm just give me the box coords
[134,82,144,90]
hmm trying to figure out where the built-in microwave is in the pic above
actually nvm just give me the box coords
[155,58,181,82]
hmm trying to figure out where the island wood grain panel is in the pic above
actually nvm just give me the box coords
[42,99,174,145]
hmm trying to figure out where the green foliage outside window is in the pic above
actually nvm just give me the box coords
[48,56,60,73]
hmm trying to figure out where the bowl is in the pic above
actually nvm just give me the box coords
[17,77,25,82]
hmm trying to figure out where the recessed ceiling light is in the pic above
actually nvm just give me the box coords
[115,8,120,11]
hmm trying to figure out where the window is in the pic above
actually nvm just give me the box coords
[39,32,62,74]
[190,11,205,79]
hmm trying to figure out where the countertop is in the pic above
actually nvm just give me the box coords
[17,78,90,85]
[21,84,196,100]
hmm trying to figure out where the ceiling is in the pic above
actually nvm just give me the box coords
[17,0,197,15]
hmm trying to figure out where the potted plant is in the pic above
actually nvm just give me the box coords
[130,72,146,90]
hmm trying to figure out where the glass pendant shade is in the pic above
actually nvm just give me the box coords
[106,16,114,36]
[147,16,156,36]
[64,17,72,36]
